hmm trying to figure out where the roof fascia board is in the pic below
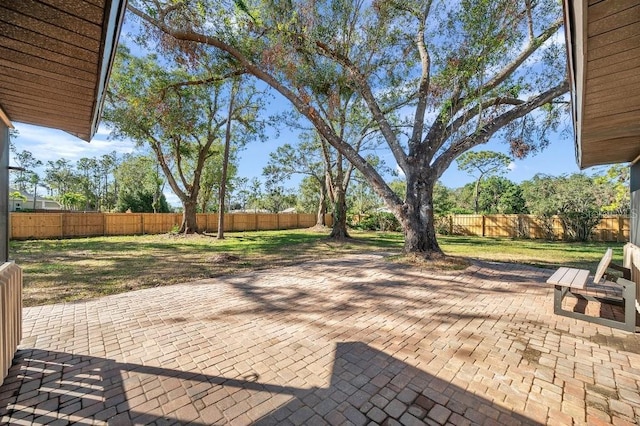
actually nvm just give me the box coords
[87,0,127,142]
[0,105,14,129]
[564,0,588,169]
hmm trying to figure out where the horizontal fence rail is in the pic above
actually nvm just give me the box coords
[440,214,629,242]
[9,212,334,240]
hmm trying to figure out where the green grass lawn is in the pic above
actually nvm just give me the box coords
[10,229,624,306]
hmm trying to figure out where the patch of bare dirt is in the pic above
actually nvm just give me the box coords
[159,232,217,240]
[209,253,240,263]
[306,224,331,232]
[390,253,471,271]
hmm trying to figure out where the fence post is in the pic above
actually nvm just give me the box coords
[102,213,106,236]
[276,214,280,230]
[481,215,486,237]
[449,215,453,235]
[140,214,144,235]
[60,213,64,239]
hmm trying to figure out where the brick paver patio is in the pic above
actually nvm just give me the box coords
[1,254,639,425]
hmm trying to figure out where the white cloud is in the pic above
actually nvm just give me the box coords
[508,161,516,171]
[11,122,136,165]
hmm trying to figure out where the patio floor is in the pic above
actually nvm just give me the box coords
[1,253,639,425]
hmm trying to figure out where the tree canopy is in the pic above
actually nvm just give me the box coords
[128,0,568,256]
[104,47,264,232]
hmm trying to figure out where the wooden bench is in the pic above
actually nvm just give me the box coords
[547,248,637,332]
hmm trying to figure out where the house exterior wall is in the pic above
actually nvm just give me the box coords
[9,198,62,212]
[0,121,8,261]
[630,163,640,246]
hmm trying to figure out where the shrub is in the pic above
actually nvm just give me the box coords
[352,212,401,232]
[435,215,451,235]
[559,210,602,242]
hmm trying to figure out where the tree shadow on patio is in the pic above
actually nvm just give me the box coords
[0,342,542,425]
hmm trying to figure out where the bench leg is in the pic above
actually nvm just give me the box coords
[621,278,637,333]
[553,285,568,315]
[553,283,637,333]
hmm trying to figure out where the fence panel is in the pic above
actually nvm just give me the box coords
[620,217,630,242]
[297,213,317,228]
[324,214,334,227]
[230,213,257,231]
[451,215,483,236]
[278,214,298,229]
[11,213,62,239]
[256,214,277,230]
[63,213,104,237]
[142,213,180,234]
[105,213,143,235]
[484,214,514,238]
[593,216,626,242]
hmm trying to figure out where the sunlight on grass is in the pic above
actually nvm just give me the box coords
[10,230,624,306]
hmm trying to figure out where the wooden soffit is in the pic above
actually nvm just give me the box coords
[564,0,640,168]
[0,0,126,141]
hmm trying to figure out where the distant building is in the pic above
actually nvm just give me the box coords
[9,190,62,212]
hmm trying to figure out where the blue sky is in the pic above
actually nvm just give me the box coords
[10,111,584,208]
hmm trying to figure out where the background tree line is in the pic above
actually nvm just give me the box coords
[9,145,172,213]
[8,143,304,216]
[10,137,629,243]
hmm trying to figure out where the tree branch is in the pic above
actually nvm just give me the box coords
[313,40,408,171]
[409,1,433,156]
[163,70,247,91]
[129,4,404,210]
[479,18,563,96]
[432,80,569,179]
[442,96,525,142]
[426,17,563,156]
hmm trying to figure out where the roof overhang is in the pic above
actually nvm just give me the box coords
[0,105,12,129]
[564,0,640,169]
[0,0,127,141]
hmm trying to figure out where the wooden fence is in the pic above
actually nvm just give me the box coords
[442,214,629,242]
[9,212,334,240]
[8,212,629,242]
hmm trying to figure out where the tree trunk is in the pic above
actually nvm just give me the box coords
[329,186,349,239]
[218,80,237,239]
[180,199,199,233]
[401,176,443,257]
[316,184,326,226]
[473,177,481,214]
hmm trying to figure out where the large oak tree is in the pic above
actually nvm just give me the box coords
[104,47,263,232]
[129,0,568,256]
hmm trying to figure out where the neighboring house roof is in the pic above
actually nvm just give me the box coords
[563,1,640,168]
[0,0,127,141]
